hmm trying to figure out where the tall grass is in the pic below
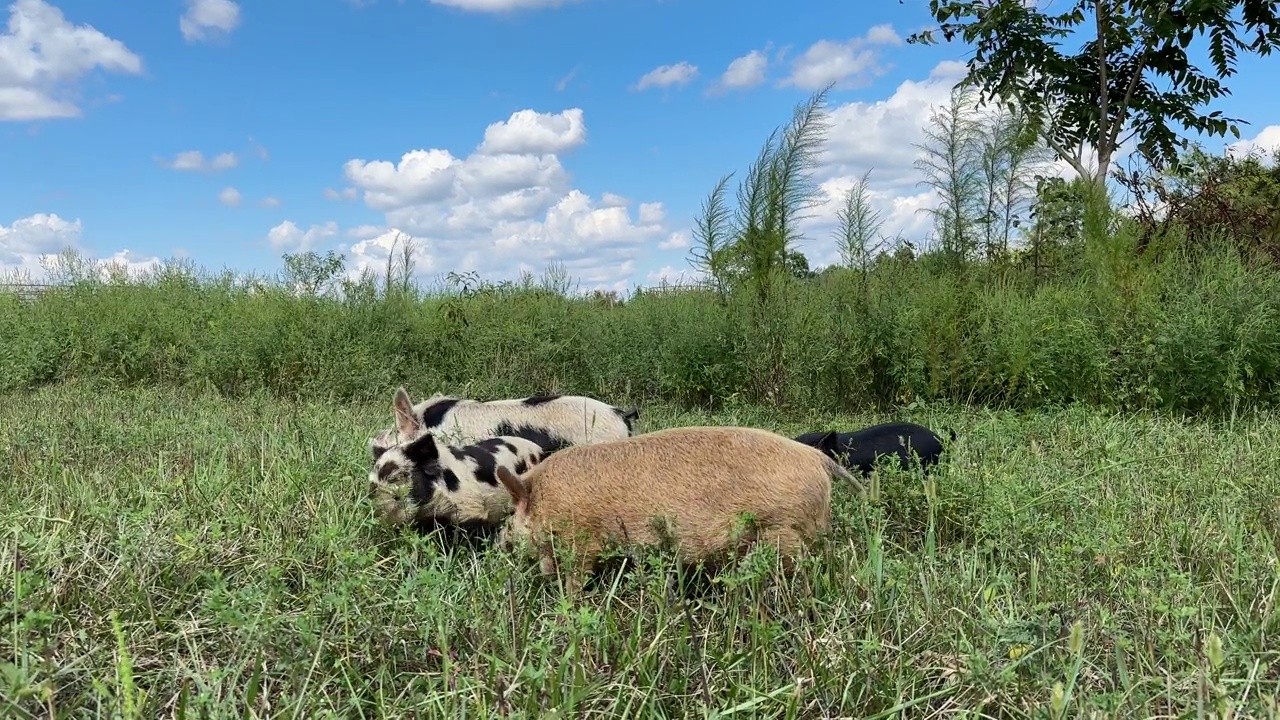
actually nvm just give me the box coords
[2,234,1279,415]
[4,382,1280,716]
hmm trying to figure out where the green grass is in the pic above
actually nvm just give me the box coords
[5,239,1280,416]
[4,381,1280,717]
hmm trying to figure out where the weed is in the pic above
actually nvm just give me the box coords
[3,382,1279,716]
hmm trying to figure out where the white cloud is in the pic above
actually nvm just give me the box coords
[343,148,461,211]
[210,152,237,170]
[633,61,699,91]
[338,109,676,292]
[218,187,242,207]
[345,224,384,240]
[97,249,163,279]
[646,265,703,286]
[324,187,359,201]
[0,0,143,121]
[488,190,667,261]
[658,230,689,250]
[163,150,238,172]
[792,58,1130,266]
[817,60,967,192]
[637,202,665,225]
[477,107,585,155]
[715,48,769,92]
[266,220,338,253]
[0,212,161,281]
[342,228,434,279]
[1227,125,1280,162]
[864,24,902,46]
[781,24,902,90]
[180,0,241,43]
[0,212,80,268]
[258,196,281,208]
[791,60,968,265]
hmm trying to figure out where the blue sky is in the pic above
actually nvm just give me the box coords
[2,0,1278,292]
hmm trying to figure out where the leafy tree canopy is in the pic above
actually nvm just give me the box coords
[908,0,1280,182]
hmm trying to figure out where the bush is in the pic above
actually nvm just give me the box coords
[4,238,1280,416]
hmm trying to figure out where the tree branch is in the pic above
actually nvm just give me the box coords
[1041,126,1091,179]
[1096,0,1111,166]
[1107,42,1155,155]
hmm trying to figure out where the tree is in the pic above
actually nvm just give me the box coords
[700,241,816,283]
[1120,143,1280,260]
[688,173,735,299]
[834,168,886,278]
[686,87,831,405]
[281,250,345,297]
[914,84,984,262]
[908,0,1280,186]
[976,100,1056,258]
[689,86,832,303]
[381,231,418,297]
[734,86,831,306]
[1021,175,1090,285]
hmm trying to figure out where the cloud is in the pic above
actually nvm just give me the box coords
[789,59,1120,267]
[791,60,968,265]
[1227,125,1280,162]
[0,211,80,267]
[341,228,434,280]
[487,191,668,267]
[343,148,466,211]
[324,187,359,201]
[554,65,579,92]
[96,249,164,279]
[336,107,677,291]
[258,196,281,208]
[162,150,238,172]
[658,230,689,251]
[633,61,699,91]
[864,24,903,46]
[477,107,585,155]
[0,0,144,121]
[637,202,664,225]
[646,265,704,285]
[217,187,242,207]
[780,24,902,90]
[0,212,161,280]
[713,48,769,92]
[266,220,338,253]
[817,60,968,193]
[345,224,384,240]
[248,136,269,161]
[180,0,241,43]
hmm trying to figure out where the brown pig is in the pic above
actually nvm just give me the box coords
[494,425,865,593]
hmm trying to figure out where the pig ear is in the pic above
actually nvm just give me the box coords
[401,432,439,465]
[496,466,527,509]
[368,433,391,460]
[815,431,838,454]
[393,387,419,438]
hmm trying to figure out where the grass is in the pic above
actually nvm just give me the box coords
[4,381,1280,717]
[5,239,1280,417]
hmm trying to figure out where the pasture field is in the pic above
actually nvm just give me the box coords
[4,381,1280,718]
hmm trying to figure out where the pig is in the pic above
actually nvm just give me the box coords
[494,425,865,594]
[793,422,953,477]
